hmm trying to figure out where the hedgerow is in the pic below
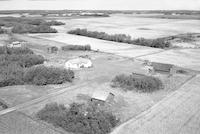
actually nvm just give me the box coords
[61,45,91,51]
[68,28,171,48]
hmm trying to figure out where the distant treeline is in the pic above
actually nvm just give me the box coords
[12,23,57,33]
[68,28,171,48]
[0,17,65,33]
[61,44,91,51]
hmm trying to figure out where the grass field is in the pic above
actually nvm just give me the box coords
[13,43,193,123]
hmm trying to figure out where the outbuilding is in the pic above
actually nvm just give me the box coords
[150,62,176,75]
[65,58,92,70]
[7,41,23,48]
[91,90,115,106]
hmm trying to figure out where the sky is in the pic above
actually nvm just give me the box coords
[0,0,200,10]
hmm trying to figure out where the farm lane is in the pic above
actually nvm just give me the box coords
[111,74,200,134]
[0,82,89,116]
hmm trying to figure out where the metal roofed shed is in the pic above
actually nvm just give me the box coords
[150,62,176,75]
[91,90,115,106]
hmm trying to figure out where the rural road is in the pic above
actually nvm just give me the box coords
[111,74,200,134]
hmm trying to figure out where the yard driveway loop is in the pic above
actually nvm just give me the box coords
[111,75,200,134]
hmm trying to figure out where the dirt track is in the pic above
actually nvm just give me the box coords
[111,74,200,134]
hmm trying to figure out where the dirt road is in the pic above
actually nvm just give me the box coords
[0,83,88,116]
[111,74,200,134]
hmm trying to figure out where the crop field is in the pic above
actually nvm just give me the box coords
[1,12,200,134]
[55,14,200,39]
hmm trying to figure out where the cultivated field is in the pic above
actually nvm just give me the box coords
[56,14,200,39]
[1,13,200,134]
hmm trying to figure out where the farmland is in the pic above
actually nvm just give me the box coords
[0,11,200,134]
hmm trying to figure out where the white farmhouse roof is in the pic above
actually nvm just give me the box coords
[65,58,92,69]
[92,90,113,101]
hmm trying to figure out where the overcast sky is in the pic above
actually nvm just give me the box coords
[0,0,200,10]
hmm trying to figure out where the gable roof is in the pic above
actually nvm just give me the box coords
[91,90,114,101]
[152,62,173,72]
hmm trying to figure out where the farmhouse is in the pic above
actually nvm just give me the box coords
[47,46,58,54]
[91,91,115,105]
[65,58,92,70]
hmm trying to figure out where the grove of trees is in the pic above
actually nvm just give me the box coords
[0,47,74,87]
[68,28,171,48]
[0,17,65,33]
[61,44,91,51]
[37,102,119,134]
[111,73,163,92]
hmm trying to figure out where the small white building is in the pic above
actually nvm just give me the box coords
[65,58,92,70]
[7,41,23,48]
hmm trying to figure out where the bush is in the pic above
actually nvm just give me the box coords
[37,102,119,134]
[24,65,74,85]
[61,45,91,51]
[111,73,163,92]
[68,29,171,48]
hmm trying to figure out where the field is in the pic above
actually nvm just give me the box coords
[0,13,200,134]
[55,14,200,39]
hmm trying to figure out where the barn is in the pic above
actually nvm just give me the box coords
[65,58,92,70]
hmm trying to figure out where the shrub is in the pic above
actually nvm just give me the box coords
[37,102,119,134]
[24,65,74,85]
[61,45,91,51]
[111,73,163,92]
[68,29,171,48]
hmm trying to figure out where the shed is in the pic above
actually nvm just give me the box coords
[47,46,58,54]
[91,90,115,105]
[151,62,176,75]
[65,58,92,70]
